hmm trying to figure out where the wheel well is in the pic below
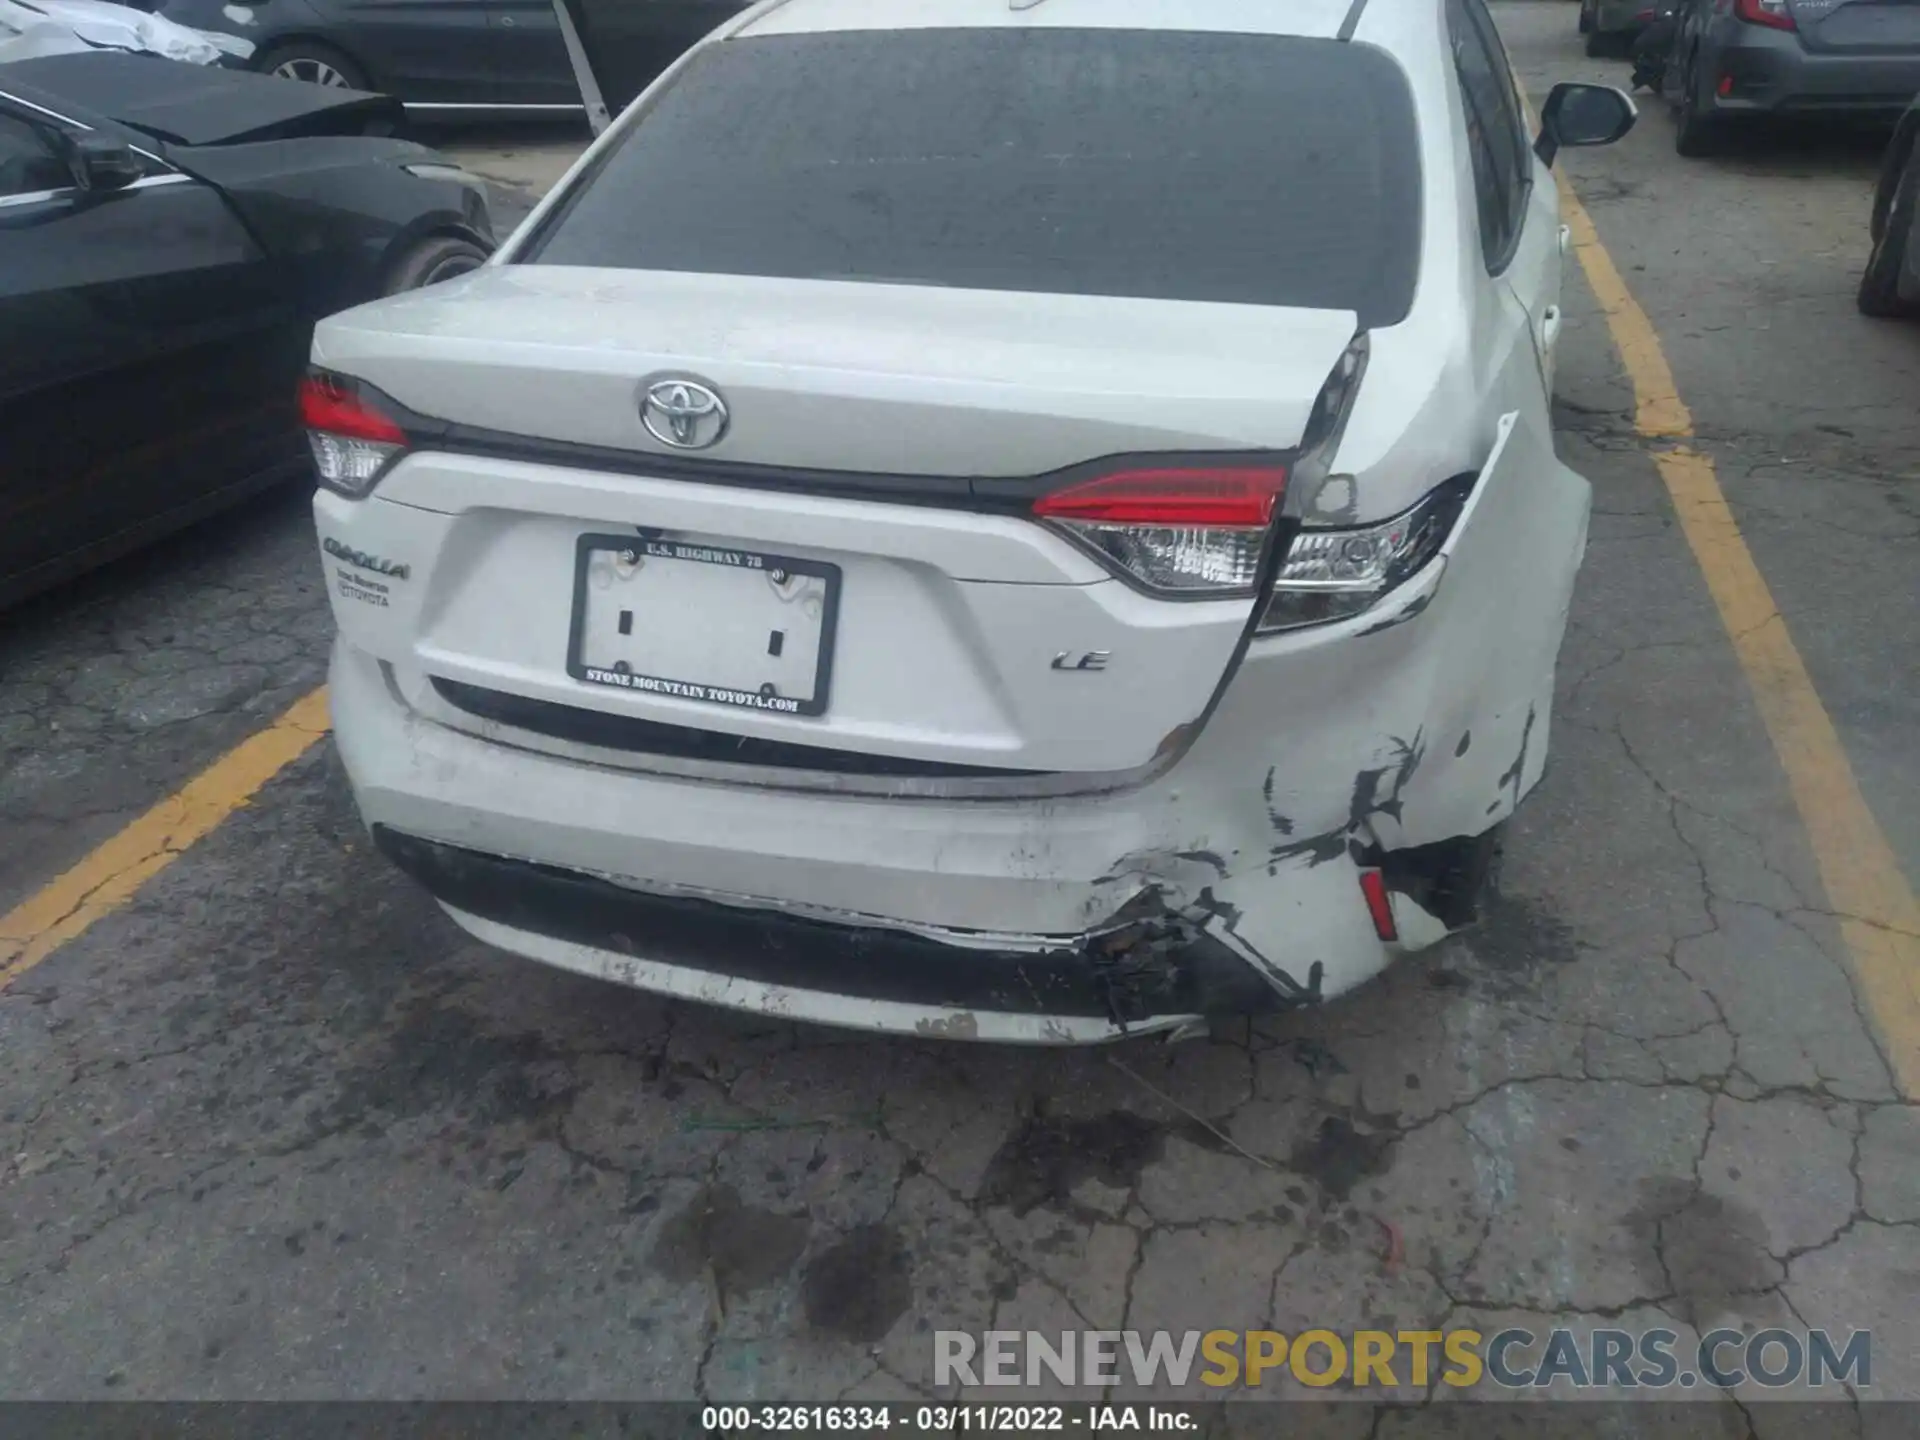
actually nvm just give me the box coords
[1871,115,1920,239]
[381,224,494,289]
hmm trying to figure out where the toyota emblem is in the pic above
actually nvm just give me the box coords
[641,376,729,450]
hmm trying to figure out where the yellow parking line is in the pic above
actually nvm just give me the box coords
[1559,181,1920,1096]
[0,687,330,991]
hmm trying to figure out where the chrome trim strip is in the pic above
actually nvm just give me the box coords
[0,186,64,209]
[0,86,177,170]
[0,172,193,210]
[403,102,586,113]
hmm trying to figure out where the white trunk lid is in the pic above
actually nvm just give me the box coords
[314,268,1359,778]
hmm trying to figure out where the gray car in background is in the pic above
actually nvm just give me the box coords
[1859,93,1920,313]
[1579,0,1658,58]
[1662,0,1920,154]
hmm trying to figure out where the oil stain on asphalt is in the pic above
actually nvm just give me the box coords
[802,1224,914,1343]
[1625,1175,1782,1328]
[977,1111,1167,1218]
[650,1182,810,1308]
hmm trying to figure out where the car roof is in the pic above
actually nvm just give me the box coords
[736,0,1368,45]
[0,52,401,147]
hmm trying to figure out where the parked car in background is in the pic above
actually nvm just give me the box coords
[1578,0,1656,59]
[0,51,493,606]
[157,0,748,115]
[1859,93,1920,315]
[1658,0,1920,154]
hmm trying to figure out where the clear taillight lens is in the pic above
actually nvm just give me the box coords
[1258,477,1472,633]
[1032,465,1289,596]
[299,371,408,498]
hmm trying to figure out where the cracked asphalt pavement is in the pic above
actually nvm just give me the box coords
[2,6,1918,1421]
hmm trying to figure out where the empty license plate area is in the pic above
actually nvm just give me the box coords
[567,535,839,717]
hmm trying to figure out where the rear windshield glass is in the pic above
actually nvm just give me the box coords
[522,28,1423,326]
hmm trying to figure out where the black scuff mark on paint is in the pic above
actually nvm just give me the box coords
[1171,849,1228,876]
[1455,730,1472,757]
[1495,706,1537,815]
[1191,886,1241,928]
[1355,588,1434,638]
[1091,846,1229,889]
[1262,766,1295,836]
[1266,731,1424,874]
[1267,829,1348,873]
[1368,730,1426,825]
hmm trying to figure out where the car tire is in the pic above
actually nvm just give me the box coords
[1858,152,1919,319]
[1672,50,1724,157]
[256,40,370,92]
[383,235,491,295]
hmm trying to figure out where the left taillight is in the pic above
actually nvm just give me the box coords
[299,370,408,498]
[1031,464,1289,595]
[1733,0,1795,29]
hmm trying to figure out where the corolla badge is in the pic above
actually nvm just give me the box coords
[324,536,409,580]
[641,376,730,450]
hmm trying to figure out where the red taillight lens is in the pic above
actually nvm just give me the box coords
[299,371,408,497]
[1733,0,1794,30]
[1358,869,1398,943]
[1032,465,1289,529]
[1032,463,1288,595]
[298,372,406,443]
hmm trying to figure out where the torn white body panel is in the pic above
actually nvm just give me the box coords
[0,0,251,64]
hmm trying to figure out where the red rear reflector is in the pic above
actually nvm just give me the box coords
[1717,73,1734,96]
[1032,465,1290,528]
[298,373,406,444]
[1358,869,1397,943]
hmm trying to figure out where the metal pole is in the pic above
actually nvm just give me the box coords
[550,0,612,135]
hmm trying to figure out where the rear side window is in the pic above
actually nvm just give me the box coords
[522,28,1424,326]
[0,112,70,198]
[1448,0,1533,270]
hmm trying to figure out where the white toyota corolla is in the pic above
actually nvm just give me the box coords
[305,0,1634,1042]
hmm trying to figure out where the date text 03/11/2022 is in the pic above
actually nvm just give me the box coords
[700,1405,1195,1432]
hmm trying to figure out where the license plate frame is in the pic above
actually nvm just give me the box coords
[565,533,841,718]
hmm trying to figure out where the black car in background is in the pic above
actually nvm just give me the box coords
[1860,94,1920,316]
[157,0,748,114]
[0,51,493,606]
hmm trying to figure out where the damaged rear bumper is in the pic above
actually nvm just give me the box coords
[329,404,1585,1041]
[373,827,1291,1042]
[331,634,1427,1040]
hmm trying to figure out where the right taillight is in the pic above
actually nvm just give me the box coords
[1032,463,1290,595]
[1258,476,1473,634]
[299,370,409,497]
[1734,0,1795,30]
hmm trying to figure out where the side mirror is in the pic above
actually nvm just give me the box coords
[1534,82,1638,168]
[59,133,146,197]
